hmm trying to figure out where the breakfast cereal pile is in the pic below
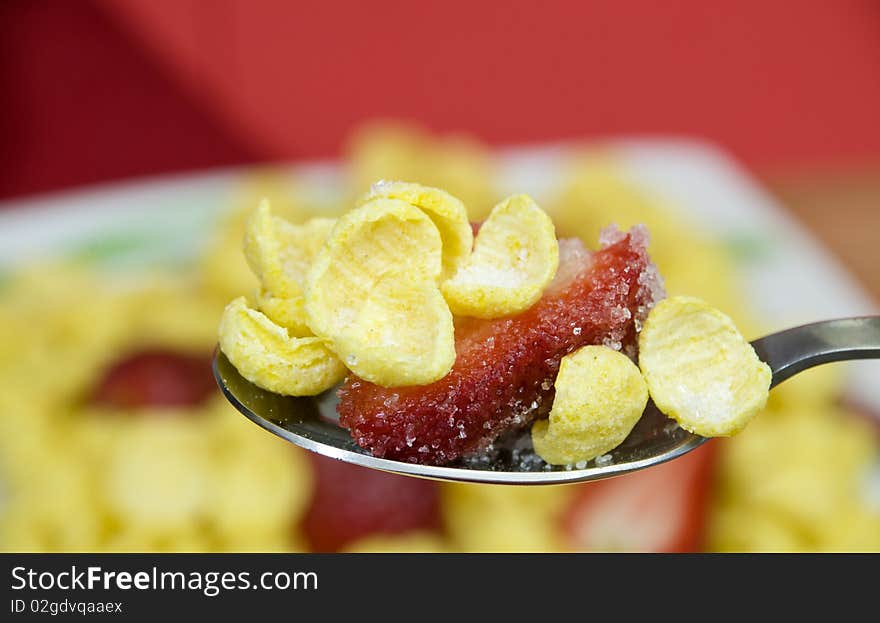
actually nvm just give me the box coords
[0,122,876,552]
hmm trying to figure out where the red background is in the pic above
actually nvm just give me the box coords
[3,0,880,200]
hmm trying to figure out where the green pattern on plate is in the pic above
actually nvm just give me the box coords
[723,232,775,264]
[64,228,201,271]
[68,231,169,261]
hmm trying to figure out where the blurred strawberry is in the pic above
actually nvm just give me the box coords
[91,350,216,409]
[563,442,717,552]
[300,454,442,552]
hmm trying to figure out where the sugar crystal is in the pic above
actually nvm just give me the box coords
[337,227,663,465]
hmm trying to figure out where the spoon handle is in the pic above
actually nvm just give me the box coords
[750,316,880,388]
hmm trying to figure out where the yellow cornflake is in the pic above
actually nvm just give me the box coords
[708,405,880,552]
[254,289,311,338]
[359,180,473,279]
[531,345,648,465]
[243,199,335,299]
[209,437,312,539]
[103,417,210,532]
[218,297,345,396]
[304,198,455,386]
[441,194,558,318]
[305,198,443,338]
[441,483,570,552]
[200,170,319,301]
[638,296,772,437]
[332,269,455,387]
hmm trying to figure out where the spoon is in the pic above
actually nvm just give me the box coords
[213,316,879,485]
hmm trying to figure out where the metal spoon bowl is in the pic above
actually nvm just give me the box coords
[213,316,880,485]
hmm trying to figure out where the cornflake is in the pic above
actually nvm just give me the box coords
[304,197,455,386]
[638,296,771,436]
[218,297,345,396]
[358,180,473,279]
[442,194,559,318]
[531,345,648,466]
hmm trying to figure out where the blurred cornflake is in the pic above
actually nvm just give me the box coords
[0,121,877,553]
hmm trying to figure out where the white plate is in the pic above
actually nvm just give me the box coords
[1,139,877,412]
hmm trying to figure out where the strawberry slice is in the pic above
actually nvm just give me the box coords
[338,226,664,465]
[91,349,216,409]
[299,454,442,552]
[563,442,717,552]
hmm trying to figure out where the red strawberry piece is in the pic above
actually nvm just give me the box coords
[338,227,664,465]
[563,442,718,552]
[90,349,216,409]
[299,454,442,552]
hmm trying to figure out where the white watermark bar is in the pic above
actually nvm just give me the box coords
[10,565,317,597]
